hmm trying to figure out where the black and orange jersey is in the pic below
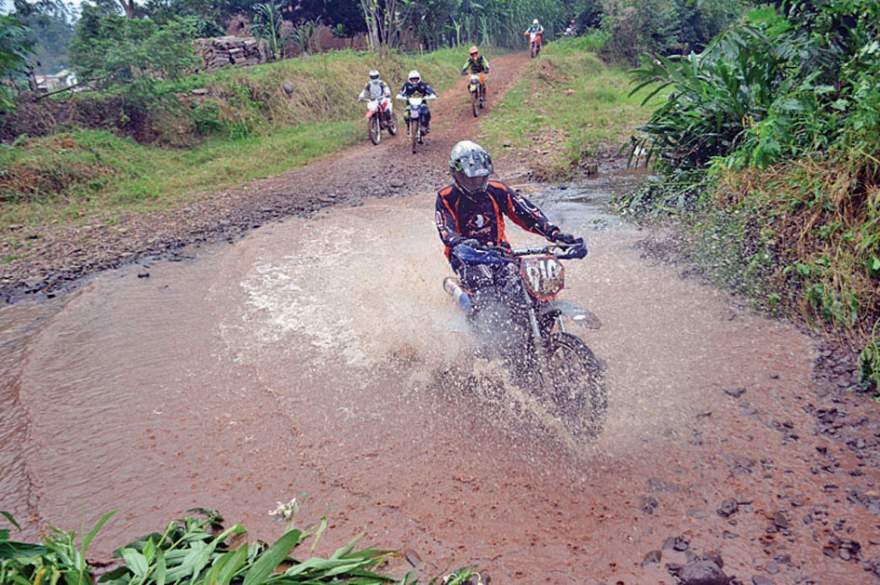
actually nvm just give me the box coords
[435,181,557,258]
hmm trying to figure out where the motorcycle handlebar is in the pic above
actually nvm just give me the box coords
[512,240,588,260]
[454,239,587,264]
[397,94,437,101]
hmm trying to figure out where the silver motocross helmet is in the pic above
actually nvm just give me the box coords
[368,69,380,80]
[450,141,493,195]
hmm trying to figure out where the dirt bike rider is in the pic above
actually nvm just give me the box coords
[435,141,580,296]
[461,46,491,97]
[358,70,393,122]
[525,18,544,39]
[399,70,436,133]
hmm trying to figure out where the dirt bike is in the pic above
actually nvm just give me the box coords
[397,93,436,154]
[443,239,606,437]
[526,31,543,58]
[467,73,486,118]
[362,96,397,145]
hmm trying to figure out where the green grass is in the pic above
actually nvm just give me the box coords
[0,48,465,233]
[0,122,362,227]
[481,37,665,179]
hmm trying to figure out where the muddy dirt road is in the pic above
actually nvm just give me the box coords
[0,55,532,301]
[2,53,880,585]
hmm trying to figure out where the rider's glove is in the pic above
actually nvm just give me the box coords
[549,229,578,245]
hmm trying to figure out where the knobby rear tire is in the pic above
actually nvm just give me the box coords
[388,112,398,136]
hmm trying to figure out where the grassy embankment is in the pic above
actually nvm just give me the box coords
[616,5,880,391]
[480,35,665,180]
[0,48,463,234]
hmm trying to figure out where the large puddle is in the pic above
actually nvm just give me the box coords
[1,174,875,583]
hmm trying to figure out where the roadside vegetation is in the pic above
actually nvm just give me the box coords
[481,34,663,180]
[618,1,880,392]
[480,0,748,178]
[0,508,475,585]
[0,48,463,231]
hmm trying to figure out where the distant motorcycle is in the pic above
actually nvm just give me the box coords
[361,96,397,145]
[398,93,437,154]
[443,239,606,437]
[526,31,543,58]
[467,73,486,118]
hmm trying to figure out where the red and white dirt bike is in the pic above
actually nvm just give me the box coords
[363,97,397,145]
[526,31,543,58]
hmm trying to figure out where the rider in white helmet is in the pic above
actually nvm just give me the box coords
[399,70,436,132]
[358,70,393,121]
[526,18,544,35]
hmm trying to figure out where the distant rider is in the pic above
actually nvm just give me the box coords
[358,70,393,122]
[526,19,544,37]
[462,46,491,75]
[399,70,436,133]
[435,141,579,291]
[461,46,490,99]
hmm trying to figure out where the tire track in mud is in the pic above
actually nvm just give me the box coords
[0,53,533,303]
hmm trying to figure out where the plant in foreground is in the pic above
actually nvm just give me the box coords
[860,321,880,397]
[0,509,476,585]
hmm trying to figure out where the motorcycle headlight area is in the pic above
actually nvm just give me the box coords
[520,256,565,299]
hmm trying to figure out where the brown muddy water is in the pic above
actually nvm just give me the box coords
[1,175,878,584]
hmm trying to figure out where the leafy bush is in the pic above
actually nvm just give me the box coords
[630,0,880,173]
[70,9,199,87]
[600,0,680,65]
[598,0,744,65]
[0,508,470,585]
[860,323,880,394]
[629,26,789,171]
[0,15,33,112]
[251,3,284,61]
[622,0,880,353]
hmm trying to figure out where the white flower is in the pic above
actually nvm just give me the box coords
[268,498,300,521]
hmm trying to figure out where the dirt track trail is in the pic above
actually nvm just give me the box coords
[0,53,533,301]
[2,53,880,585]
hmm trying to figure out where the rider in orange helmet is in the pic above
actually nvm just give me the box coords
[462,46,491,102]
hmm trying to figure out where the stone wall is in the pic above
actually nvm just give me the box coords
[194,36,267,70]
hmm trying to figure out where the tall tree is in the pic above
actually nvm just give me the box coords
[12,0,74,74]
[0,14,33,111]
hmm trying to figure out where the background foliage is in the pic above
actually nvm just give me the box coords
[0,15,32,112]
[620,0,880,390]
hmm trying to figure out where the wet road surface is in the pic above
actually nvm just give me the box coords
[3,170,879,584]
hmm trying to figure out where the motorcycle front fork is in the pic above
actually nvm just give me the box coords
[524,287,551,382]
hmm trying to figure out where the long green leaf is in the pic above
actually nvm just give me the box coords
[242,529,303,585]
[206,546,247,585]
[121,548,149,578]
[155,550,167,585]
[81,511,117,558]
[0,512,21,531]
[188,524,246,584]
[0,540,48,559]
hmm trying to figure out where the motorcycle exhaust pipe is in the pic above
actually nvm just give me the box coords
[443,277,473,313]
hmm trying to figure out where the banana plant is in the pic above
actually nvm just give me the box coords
[251,3,284,61]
